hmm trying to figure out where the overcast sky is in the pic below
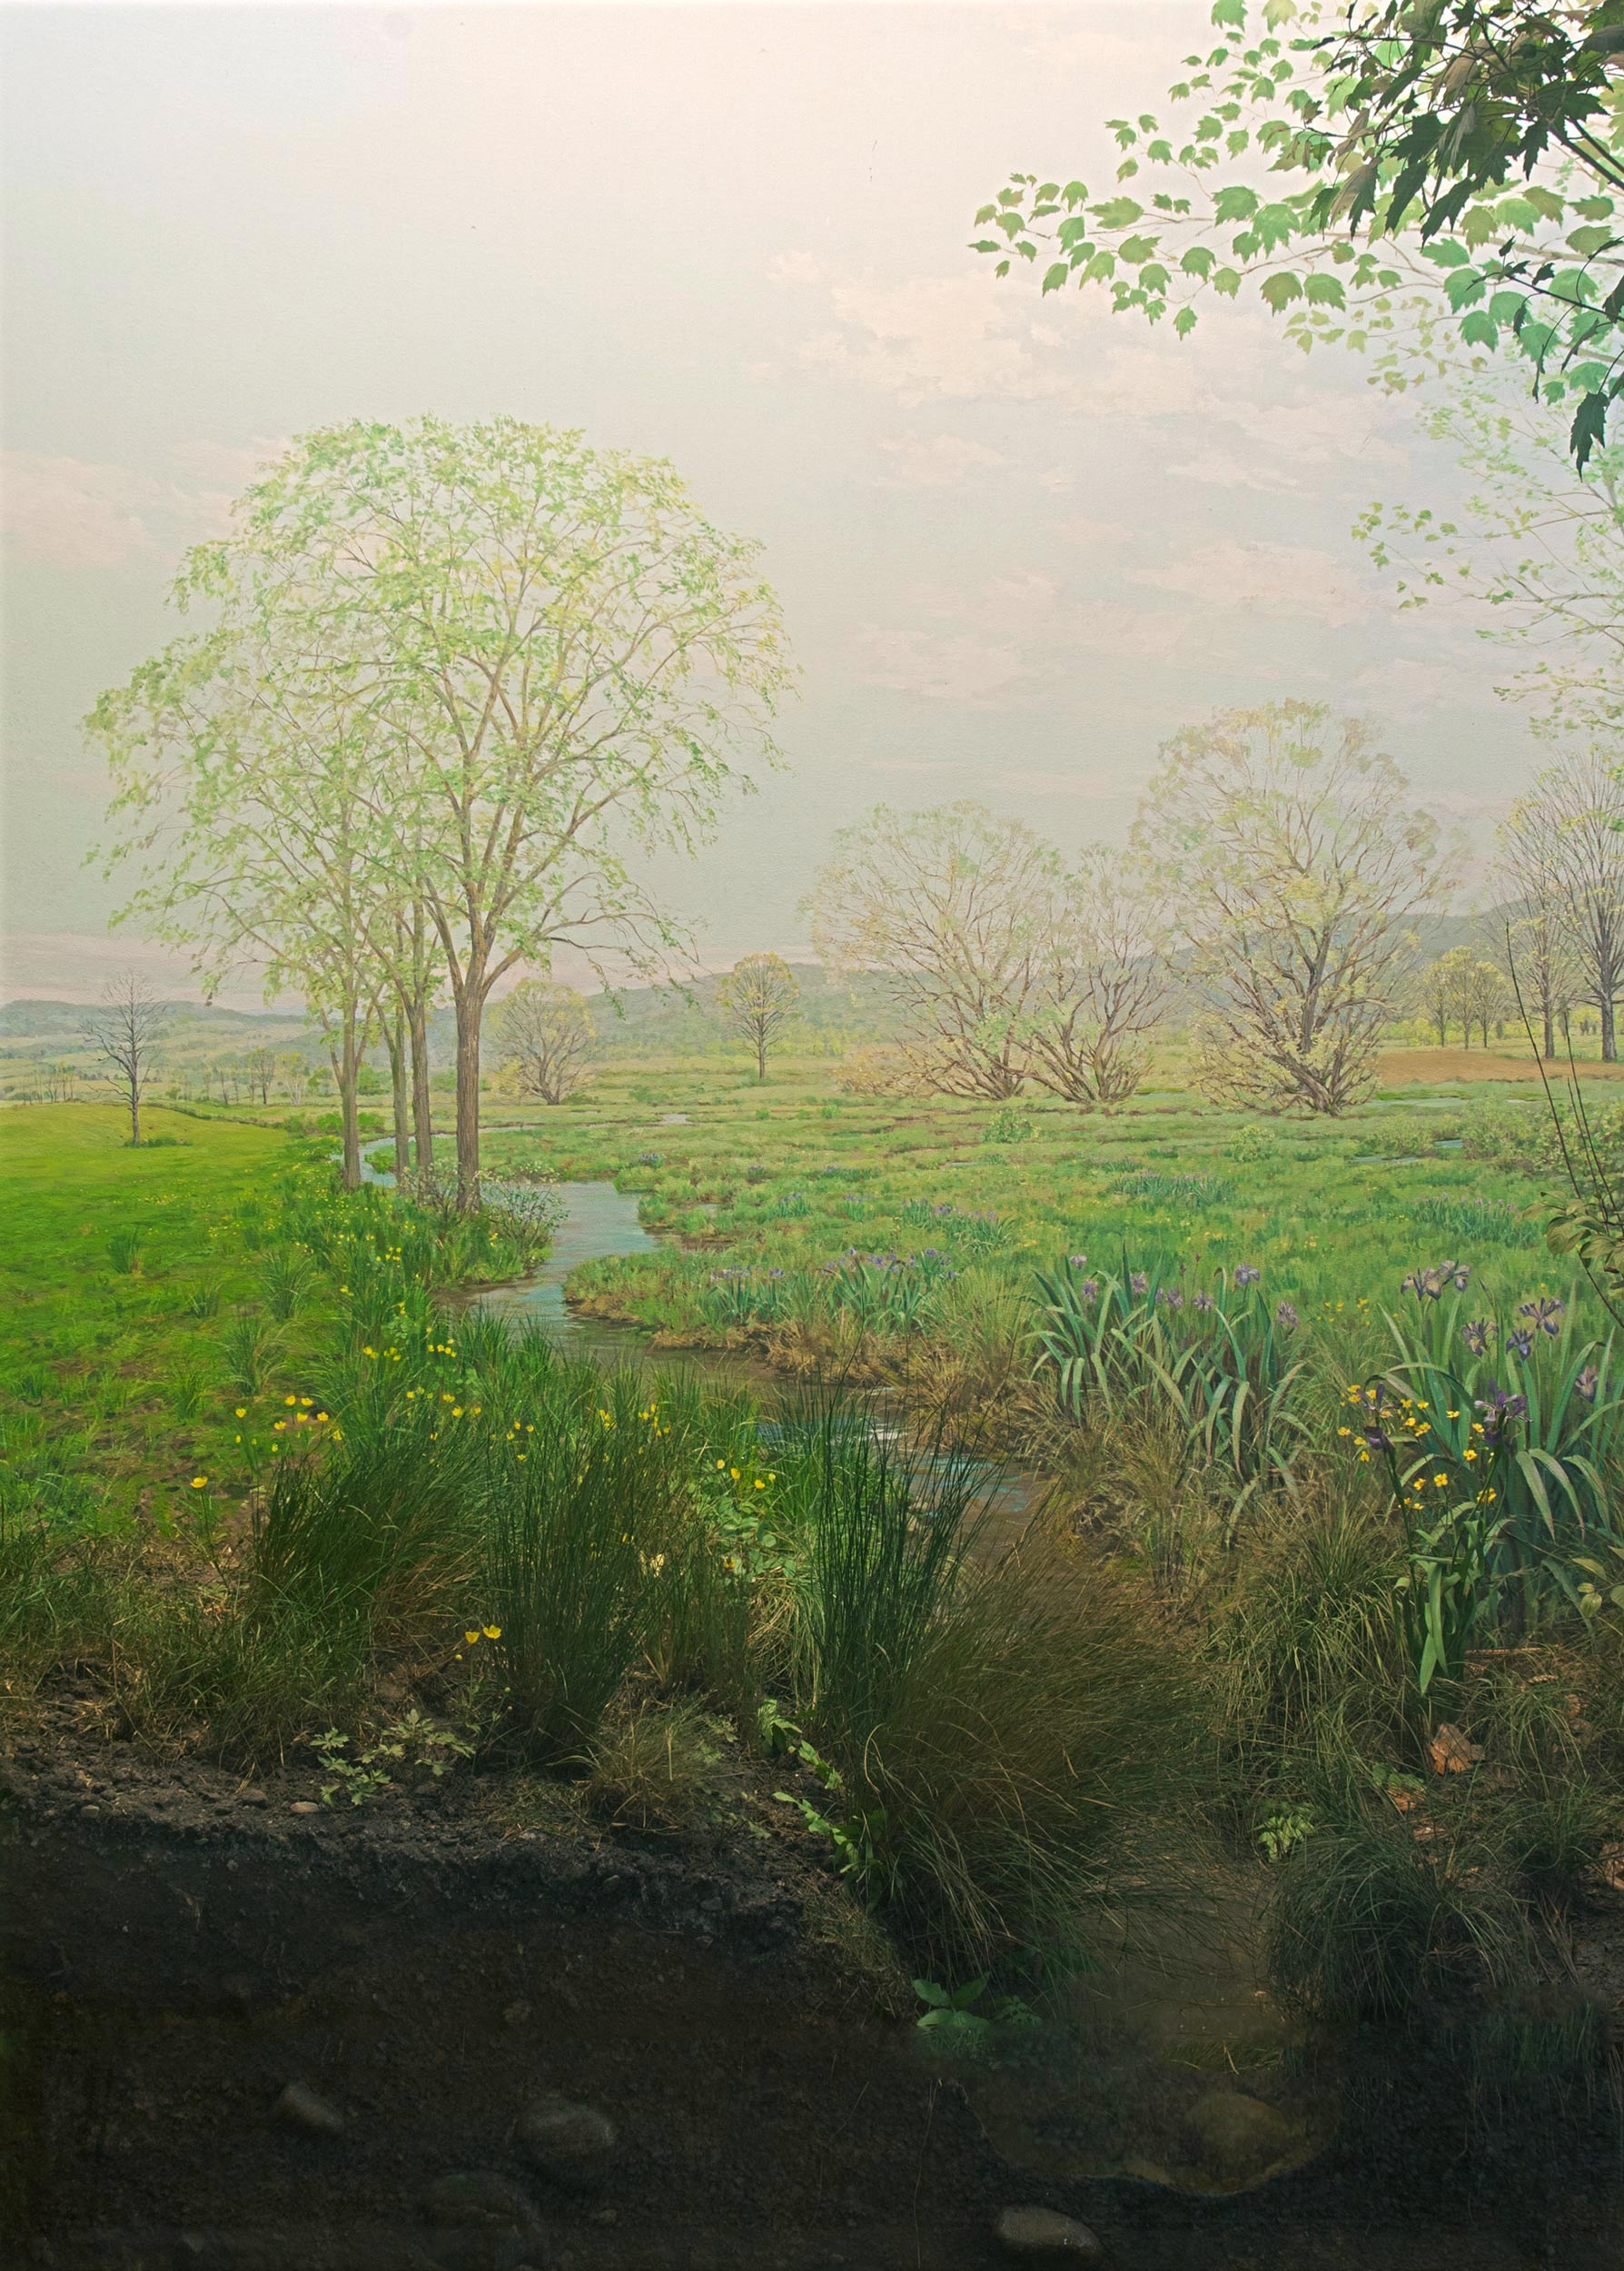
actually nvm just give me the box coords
[0,0,1541,1006]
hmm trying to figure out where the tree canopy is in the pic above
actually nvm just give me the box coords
[976,0,1624,463]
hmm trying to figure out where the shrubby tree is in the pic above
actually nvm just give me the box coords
[1134,699,1443,1113]
[717,952,800,1081]
[84,973,169,1146]
[809,803,1056,1098]
[494,980,596,1104]
[1506,750,1624,1057]
[975,0,1624,465]
[1028,846,1164,1106]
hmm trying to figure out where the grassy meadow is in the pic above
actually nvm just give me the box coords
[5,1061,1624,2085]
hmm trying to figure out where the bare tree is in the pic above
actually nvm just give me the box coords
[717,952,800,1082]
[1028,846,1164,1107]
[1505,755,1624,1061]
[809,802,1056,1099]
[1134,702,1444,1115]
[493,980,596,1105]
[1460,957,1510,1050]
[84,974,169,1145]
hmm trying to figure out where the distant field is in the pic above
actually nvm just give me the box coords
[477,1056,1582,1365]
[1376,1046,1624,1086]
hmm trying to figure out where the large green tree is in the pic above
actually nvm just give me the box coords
[94,418,793,1206]
[978,0,1624,463]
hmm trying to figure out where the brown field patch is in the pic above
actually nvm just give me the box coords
[1376,1047,1624,1086]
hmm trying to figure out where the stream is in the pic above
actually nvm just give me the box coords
[329,1148,1624,2262]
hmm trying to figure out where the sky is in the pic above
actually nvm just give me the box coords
[0,0,1546,1007]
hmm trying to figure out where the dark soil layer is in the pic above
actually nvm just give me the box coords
[4,1708,1624,2271]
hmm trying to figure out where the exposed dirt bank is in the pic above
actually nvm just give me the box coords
[4,1700,1624,2271]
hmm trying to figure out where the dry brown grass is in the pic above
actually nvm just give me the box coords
[1376,1046,1624,1085]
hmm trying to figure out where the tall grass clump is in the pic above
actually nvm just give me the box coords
[480,1366,686,1763]
[1268,1815,1532,2025]
[776,1393,1195,1971]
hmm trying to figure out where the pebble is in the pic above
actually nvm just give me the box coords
[995,2205,1104,2258]
[516,2094,618,2187]
[290,1800,321,1815]
[423,2169,544,2234]
[272,2079,345,2135]
[1183,2088,1300,2184]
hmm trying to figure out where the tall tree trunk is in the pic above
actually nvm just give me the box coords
[409,996,434,1202]
[452,979,488,1212]
[757,1025,767,1082]
[329,1011,361,1189]
[129,1075,140,1147]
[387,1012,411,1187]
[1603,978,1618,1065]
[1542,990,1555,1062]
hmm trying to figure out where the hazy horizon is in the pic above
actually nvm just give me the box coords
[1,0,1540,1012]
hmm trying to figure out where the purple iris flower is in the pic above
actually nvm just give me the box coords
[1462,1319,1495,1356]
[1275,1301,1300,1330]
[1193,1289,1216,1313]
[1130,1271,1149,1296]
[1577,1364,1600,1403]
[1235,1264,1261,1288]
[1079,1278,1100,1304]
[1157,1287,1185,1310]
[1069,1254,1088,1270]
[1507,1328,1534,1363]
[1476,1385,1528,1440]
[1518,1295,1566,1338]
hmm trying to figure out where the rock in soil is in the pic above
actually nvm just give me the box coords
[515,2094,618,2188]
[422,2167,549,2266]
[272,2079,346,2135]
[1183,2089,1300,2185]
[995,2204,1105,2257]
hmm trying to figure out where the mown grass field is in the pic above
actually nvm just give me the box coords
[0,1106,304,1522]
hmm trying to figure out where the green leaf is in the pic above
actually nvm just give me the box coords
[1211,0,1246,25]
[1041,263,1070,295]
[1302,273,1345,307]
[1174,306,1199,336]
[1260,271,1303,310]
[1213,183,1260,223]
[1461,309,1498,347]
[1180,245,1217,278]
[1091,197,1145,229]
[1443,267,1486,311]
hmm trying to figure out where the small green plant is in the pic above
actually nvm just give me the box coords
[913,1976,1041,2057]
[165,1362,210,1423]
[183,1275,223,1318]
[313,1711,472,1807]
[983,1106,1033,1146]
[1257,1806,1317,1864]
[222,1311,282,1397]
[261,1248,314,1322]
[107,1228,144,1275]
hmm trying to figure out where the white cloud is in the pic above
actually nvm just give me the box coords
[1164,449,1302,495]
[795,273,1088,408]
[999,767,1138,801]
[0,439,282,570]
[1,456,160,570]
[871,433,1006,488]
[1128,540,1372,629]
[856,625,1034,704]
[767,251,832,288]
